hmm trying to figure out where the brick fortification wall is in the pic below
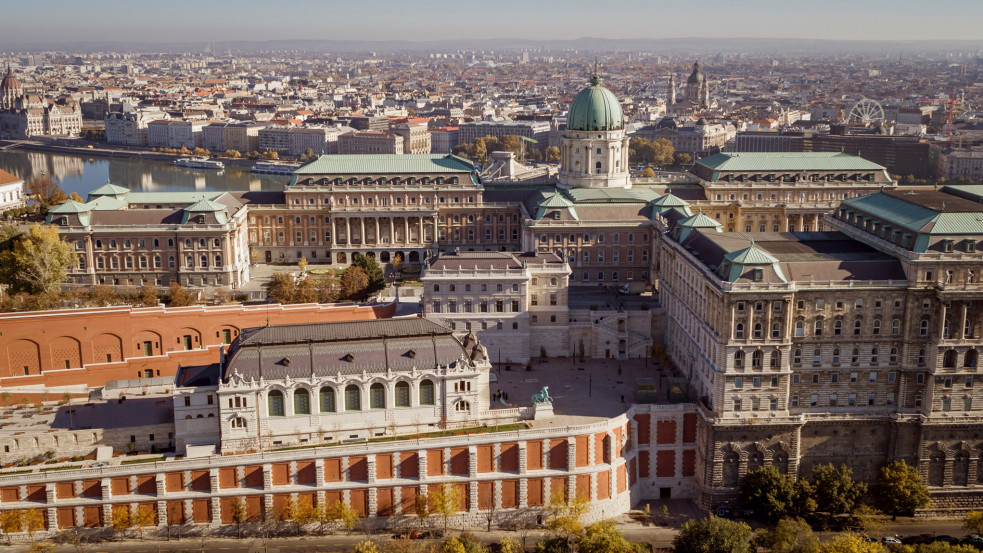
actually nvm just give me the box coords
[0,301,396,389]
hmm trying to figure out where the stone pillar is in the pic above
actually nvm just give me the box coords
[941,302,948,338]
[418,449,428,481]
[367,487,378,518]
[961,302,969,339]
[156,474,166,497]
[403,218,409,245]
[360,217,366,246]
[156,500,167,527]
[518,442,528,475]
[367,455,377,485]
[375,218,381,245]
[418,217,424,244]
[518,478,528,508]
[210,495,222,526]
[314,458,326,506]
[345,217,351,245]
[46,505,58,532]
[567,436,576,472]
[469,480,479,512]
[389,218,395,245]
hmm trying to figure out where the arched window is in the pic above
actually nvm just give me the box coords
[320,387,336,412]
[892,319,901,335]
[268,391,285,417]
[812,348,821,364]
[294,389,310,415]
[753,323,762,339]
[851,348,860,364]
[771,322,781,338]
[345,385,361,411]
[395,381,410,407]
[920,320,929,337]
[871,348,879,364]
[448,284,456,292]
[814,320,823,336]
[792,349,802,364]
[734,351,744,368]
[419,379,435,405]
[723,453,739,487]
[853,319,862,335]
[370,383,386,409]
[455,400,471,412]
[794,321,804,337]
[747,452,763,472]
[432,284,440,292]
[232,417,247,429]
[735,323,745,339]
[890,347,899,363]
[832,348,840,364]
[966,350,978,368]
[834,320,842,335]
[872,319,881,335]
[944,350,957,368]
[752,350,763,368]
[770,350,781,368]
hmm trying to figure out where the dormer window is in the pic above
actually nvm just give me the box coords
[966,239,976,253]
[942,239,953,253]
[197,215,205,224]
[753,268,763,281]
[60,216,68,226]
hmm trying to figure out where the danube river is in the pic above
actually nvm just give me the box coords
[0,149,289,197]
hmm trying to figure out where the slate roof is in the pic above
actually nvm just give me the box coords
[222,318,474,381]
[696,152,887,173]
[292,154,476,176]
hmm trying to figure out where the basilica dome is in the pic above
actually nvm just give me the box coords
[566,74,624,132]
[687,61,705,85]
[0,66,20,92]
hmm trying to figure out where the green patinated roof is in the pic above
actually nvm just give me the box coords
[88,182,130,196]
[119,192,226,204]
[538,193,573,208]
[725,245,779,265]
[292,154,477,177]
[650,192,688,207]
[696,152,887,173]
[184,199,227,212]
[47,200,90,214]
[567,75,624,132]
[86,196,127,210]
[565,187,658,204]
[678,213,721,228]
[843,192,983,236]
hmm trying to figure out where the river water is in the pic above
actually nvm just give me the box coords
[0,150,289,197]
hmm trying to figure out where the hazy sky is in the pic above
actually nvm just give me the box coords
[3,0,983,45]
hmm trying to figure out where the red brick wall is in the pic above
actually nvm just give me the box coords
[635,414,650,445]
[0,301,393,387]
[657,451,675,478]
[527,478,544,506]
[657,421,676,445]
[683,413,697,443]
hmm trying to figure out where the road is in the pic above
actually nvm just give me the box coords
[9,519,972,553]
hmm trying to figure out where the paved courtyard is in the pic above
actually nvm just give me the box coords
[487,357,675,428]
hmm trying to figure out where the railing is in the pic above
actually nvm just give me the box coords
[0,413,629,486]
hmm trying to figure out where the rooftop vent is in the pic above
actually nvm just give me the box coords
[342,353,354,363]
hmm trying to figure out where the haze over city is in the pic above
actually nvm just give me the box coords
[3,0,983,47]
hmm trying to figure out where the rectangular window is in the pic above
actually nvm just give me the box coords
[812,373,819,384]
[888,372,896,383]
[734,377,743,389]
[867,393,876,406]
[850,372,858,383]
[886,393,895,406]
[869,372,877,382]
[829,393,838,407]
[792,374,800,385]
[791,395,799,408]
[810,395,819,407]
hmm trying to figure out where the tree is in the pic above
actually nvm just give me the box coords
[266,272,297,304]
[25,175,66,211]
[499,134,522,156]
[229,497,247,539]
[352,253,386,294]
[964,510,983,535]
[576,521,643,553]
[672,516,754,553]
[0,224,77,294]
[298,256,308,273]
[651,138,675,167]
[544,493,588,551]
[353,541,381,553]
[294,278,320,304]
[0,509,23,544]
[500,537,524,553]
[739,466,808,520]
[850,505,886,537]
[429,484,464,534]
[674,152,692,167]
[545,146,561,162]
[224,149,241,159]
[328,501,359,535]
[755,518,819,553]
[133,504,156,538]
[414,492,431,528]
[137,284,159,307]
[26,542,55,553]
[469,138,487,161]
[339,266,369,301]
[817,533,886,553]
[629,137,655,165]
[641,167,656,178]
[167,282,196,307]
[809,464,868,515]
[878,460,930,516]
[111,505,133,539]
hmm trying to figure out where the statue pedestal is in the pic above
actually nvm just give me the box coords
[532,402,554,420]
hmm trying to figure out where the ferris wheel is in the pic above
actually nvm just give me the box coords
[847,98,885,125]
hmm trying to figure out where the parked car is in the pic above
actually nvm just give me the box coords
[934,536,960,545]
[882,536,902,545]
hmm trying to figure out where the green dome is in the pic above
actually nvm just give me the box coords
[567,75,624,132]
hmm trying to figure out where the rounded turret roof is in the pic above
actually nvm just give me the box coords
[567,74,624,132]
[1,65,20,91]
[687,61,705,85]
